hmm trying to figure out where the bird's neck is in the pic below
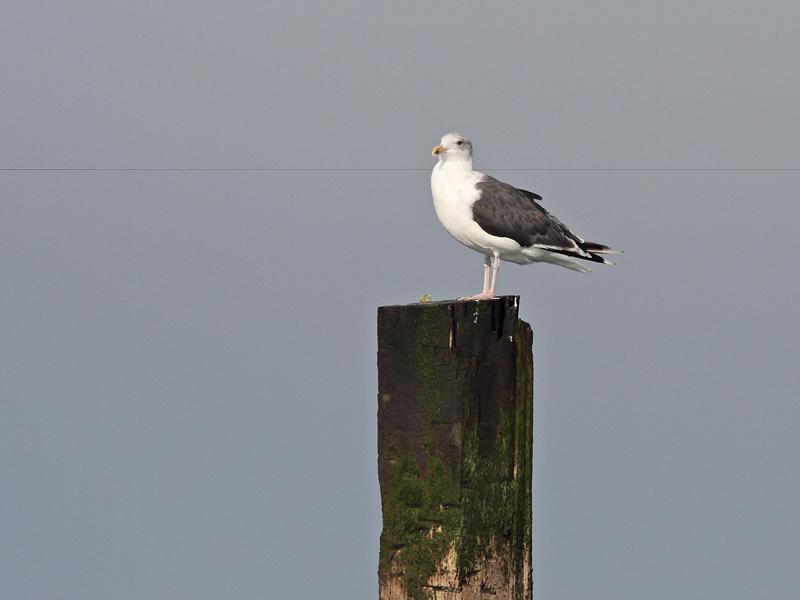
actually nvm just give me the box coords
[437,157,474,173]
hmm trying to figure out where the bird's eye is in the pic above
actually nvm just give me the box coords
[456,140,464,146]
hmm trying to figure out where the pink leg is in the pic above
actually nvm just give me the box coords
[460,255,497,301]
[488,254,501,296]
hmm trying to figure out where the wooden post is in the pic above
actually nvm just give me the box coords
[377,296,533,600]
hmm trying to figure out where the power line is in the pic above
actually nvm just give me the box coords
[1,167,799,173]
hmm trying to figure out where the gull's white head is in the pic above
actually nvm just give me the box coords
[432,132,473,163]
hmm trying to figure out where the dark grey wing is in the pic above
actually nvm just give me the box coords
[472,176,602,261]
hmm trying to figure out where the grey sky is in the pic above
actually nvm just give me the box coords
[2,2,799,599]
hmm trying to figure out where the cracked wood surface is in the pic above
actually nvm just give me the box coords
[377,296,533,600]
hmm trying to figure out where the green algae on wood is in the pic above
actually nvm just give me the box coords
[377,296,533,600]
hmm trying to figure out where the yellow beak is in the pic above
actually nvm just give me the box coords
[432,144,447,156]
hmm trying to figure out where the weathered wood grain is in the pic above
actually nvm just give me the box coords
[378,296,533,600]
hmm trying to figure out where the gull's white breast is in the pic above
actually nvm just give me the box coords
[431,164,521,257]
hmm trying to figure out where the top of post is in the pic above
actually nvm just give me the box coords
[378,295,520,311]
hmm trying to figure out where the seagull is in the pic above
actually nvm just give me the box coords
[431,132,620,300]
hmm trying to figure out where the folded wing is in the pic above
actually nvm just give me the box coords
[472,176,615,264]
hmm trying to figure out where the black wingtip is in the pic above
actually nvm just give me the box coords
[582,241,623,255]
